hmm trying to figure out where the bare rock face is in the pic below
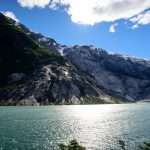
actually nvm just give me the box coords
[17,99,38,106]
[59,45,150,101]
[0,61,123,104]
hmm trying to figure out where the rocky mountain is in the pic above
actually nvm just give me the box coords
[61,46,150,101]
[0,13,149,105]
[0,13,123,105]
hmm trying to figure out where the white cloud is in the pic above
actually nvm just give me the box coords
[17,0,51,8]
[17,0,150,26]
[130,11,150,26]
[62,0,150,25]
[131,24,139,29]
[3,11,19,22]
[49,3,58,10]
[49,0,61,10]
[109,23,118,33]
[17,0,69,9]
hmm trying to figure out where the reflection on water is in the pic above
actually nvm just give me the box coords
[0,104,150,150]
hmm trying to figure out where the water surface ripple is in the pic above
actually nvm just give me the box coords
[0,104,150,150]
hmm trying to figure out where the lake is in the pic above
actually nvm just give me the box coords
[0,104,150,150]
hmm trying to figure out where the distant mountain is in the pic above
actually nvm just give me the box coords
[0,13,149,105]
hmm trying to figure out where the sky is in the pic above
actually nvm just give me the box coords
[0,0,150,58]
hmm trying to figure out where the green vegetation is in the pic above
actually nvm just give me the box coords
[117,140,126,150]
[59,139,150,150]
[0,13,64,84]
[59,139,85,150]
[81,96,110,104]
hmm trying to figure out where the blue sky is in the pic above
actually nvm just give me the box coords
[0,0,150,58]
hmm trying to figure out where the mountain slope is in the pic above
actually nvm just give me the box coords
[21,25,150,101]
[0,13,123,105]
[60,45,150,101]
[0,13,63,84]
[19,21,150,101]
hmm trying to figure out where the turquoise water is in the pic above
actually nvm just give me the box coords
[0,104,150,150]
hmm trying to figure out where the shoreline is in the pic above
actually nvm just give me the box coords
[1,102,144,107]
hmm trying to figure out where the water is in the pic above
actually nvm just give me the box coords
[0,104,150,150]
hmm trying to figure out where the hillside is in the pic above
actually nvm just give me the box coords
[62,46,150,101]
[1,13,150,105]
[0,13,123,105]
[0,13,63,84]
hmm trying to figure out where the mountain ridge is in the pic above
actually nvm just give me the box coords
[0,13,150,105]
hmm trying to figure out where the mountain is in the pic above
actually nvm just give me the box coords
[61,46,150,101]
[23,24,150,102]
[0,13,63,84]
[0,13,123,105]
[0,13,149,105]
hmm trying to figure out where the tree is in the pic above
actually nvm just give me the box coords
[59,139,86,150]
